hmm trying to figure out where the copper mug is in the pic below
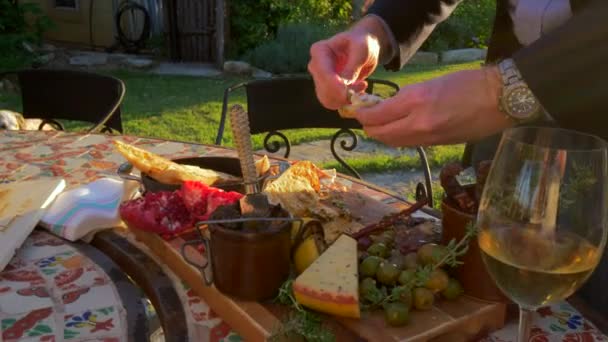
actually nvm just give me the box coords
[183,215,297,301]
[441,199,510,303]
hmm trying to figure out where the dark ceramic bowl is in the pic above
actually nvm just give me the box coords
[117,156,267,194]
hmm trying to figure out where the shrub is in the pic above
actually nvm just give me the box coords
[422,0,495,52]
[228,0,351,58]
[0,1,54,72]
[243,22,341,74]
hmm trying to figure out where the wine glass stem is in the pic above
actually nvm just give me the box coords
[518,307,533,342]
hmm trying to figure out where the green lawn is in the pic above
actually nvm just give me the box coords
[0,61,481,171]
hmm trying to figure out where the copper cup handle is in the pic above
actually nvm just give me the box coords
[181,238,213,286]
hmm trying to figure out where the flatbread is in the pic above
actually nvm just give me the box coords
[338,92,383,118]
[113,140,173,176]
[263,161,363,243]
[113,140,241,185]
[264,161,321,216]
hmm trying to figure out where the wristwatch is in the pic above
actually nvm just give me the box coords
[497,58,544,123]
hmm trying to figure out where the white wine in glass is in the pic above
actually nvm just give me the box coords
[477,127,608,341]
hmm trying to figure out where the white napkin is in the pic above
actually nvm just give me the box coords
[40,178,139,241]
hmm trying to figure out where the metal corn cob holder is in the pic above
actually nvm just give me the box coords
[229,104,272,223]
[229,104,259,194]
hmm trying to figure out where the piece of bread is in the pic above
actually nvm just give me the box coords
[255,155,271,177]
[113,140,241,185]
[113,140,173,176]
[264,161,322,216]
[338,92,383,118]
[160,164,240,185]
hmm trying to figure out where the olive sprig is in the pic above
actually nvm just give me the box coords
[415,222,478,285]
[271,278,336,342]
[360,223,477,310]
[435,222,478,269]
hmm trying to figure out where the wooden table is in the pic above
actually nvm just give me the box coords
[1,130,606,342]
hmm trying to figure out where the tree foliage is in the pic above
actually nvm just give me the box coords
[0,0,54,72]
[228,0,351,58]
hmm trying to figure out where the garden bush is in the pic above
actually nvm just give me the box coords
[422,0,496,52]
[228,0,351,58]
[243,22,341,74]
[0,0,54,72]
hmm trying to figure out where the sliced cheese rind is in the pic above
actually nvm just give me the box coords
[293,234,360,318]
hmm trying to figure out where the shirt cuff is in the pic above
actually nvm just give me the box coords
[364,14,399,65]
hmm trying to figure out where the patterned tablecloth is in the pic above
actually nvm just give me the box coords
[0,230,128,342]
[0,130,605,342]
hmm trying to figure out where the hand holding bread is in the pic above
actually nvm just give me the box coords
[338,90,383,118]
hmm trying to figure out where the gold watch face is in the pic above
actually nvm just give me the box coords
[504,85,541,120]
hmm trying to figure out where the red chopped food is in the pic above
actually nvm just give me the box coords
[120,191,192,234]
[179,180,209,214]
[204,188,243,220]
[120,181,243,235]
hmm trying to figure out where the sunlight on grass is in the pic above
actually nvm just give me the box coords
[321,144,464,173]
[0,61,480,171]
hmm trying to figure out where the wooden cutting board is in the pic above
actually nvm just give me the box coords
[127,190,507,341]
[0,177,66,271]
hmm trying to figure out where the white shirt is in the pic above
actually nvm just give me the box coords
[373,0,575,65]
[510,0,573,46]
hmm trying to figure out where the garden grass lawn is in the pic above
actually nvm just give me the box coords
[0,61,481,171]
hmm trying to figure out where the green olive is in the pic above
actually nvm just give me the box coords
[442,278,464,300]
[382,229,396,241]
[367,242,389,258]
[359,256,383,277]
[389,254,408,270]
[417,244,448,266]
[398,269,416,286]
[384,302,410,327]
[425,269,450,292]
[371,234,393,248]
[413,287,435,311]
[404,252,419,269]
[360,277,378,298]
[358,250,369,261]
[392,286,413,309]
[376,261,400,285]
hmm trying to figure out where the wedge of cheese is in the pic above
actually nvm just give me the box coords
[293,234,360,319]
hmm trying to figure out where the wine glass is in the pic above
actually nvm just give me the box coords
[477,127,608,341]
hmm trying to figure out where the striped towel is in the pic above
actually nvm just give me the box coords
[40,178,139,241]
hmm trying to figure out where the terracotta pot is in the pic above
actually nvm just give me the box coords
[441,199,510,303]
[194,215,293,301]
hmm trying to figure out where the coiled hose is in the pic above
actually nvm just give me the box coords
[115,0,151,53]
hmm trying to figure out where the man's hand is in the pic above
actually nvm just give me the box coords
[355,66,514,146]
[308,16,391,110]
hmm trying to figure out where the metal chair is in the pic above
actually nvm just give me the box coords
[215,76,434,206]
[1,69,125,133]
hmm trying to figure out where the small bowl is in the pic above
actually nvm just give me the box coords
[441,199,510,303]
[117,156,268,194]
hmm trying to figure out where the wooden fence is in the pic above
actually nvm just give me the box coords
[164,0,226,66]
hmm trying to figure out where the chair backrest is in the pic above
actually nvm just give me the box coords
[216,76,397,141]
[17,69,125,133]
[245,77,362,133]
[215,76,434,206]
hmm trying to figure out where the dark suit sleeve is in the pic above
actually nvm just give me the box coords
[367,0,462,71]
[513,0,608,137]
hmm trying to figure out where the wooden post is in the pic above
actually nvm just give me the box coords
[215,0,226,68]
